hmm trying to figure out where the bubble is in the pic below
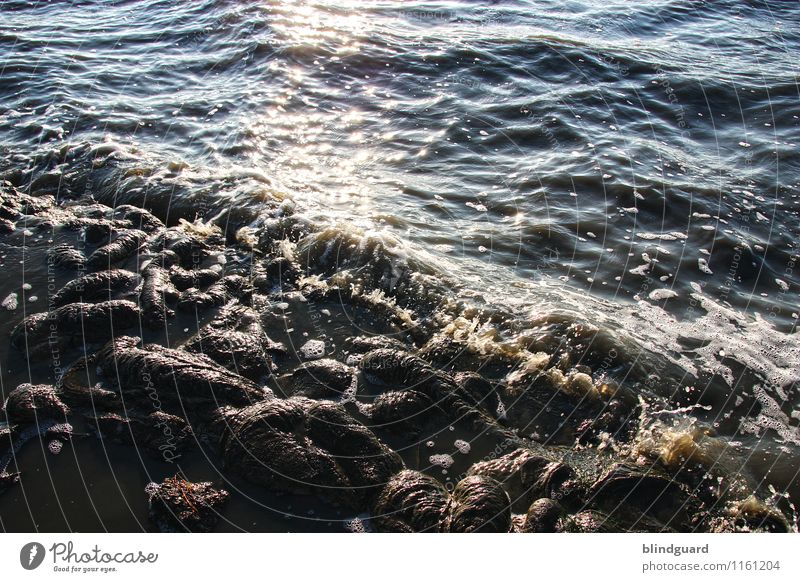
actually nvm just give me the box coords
[649,289,678,301]
[1,292,18,311]
[454,439,471,454]
[429,454,454,468]
[299,339,325,360]
[697,258,713,274]
[346,517,366,533]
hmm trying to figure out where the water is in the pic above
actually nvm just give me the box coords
[0,0,798,531]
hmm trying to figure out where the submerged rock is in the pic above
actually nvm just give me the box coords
[281,359,354,399]
[51,269,139,307]
[522,498,567,533]
[3,384,69,424]
[10,300,140,354]
[372,470,449,532]
[96,336,267,410]
[468,448,583,512]
[442,475,512,533]
[146,475,229,532]
[219,398,402,509]
[86,229,147,269]
[184,305,278,381]
[139,265,179,328]
[589,463,695,530]
[87,410,193,460]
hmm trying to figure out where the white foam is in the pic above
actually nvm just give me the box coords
[454,439,471,454]
[299,339,325,360]
[649,289,678,301]
[429,454,454,468]
[697,258,713,274]
[1,293,18,311]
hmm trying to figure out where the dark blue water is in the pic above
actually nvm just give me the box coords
[1,0,798,531]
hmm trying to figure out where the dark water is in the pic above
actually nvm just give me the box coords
[0,0,799,531]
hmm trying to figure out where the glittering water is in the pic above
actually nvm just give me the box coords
[1,0,799,531]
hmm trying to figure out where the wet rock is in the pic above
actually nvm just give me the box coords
[96,336,267,409]
[282,359,354,399]
[113,205,164,233]
[734,497,791,533]
[169,265,221,291]
[87,411,192,459]
[466,448,581,512]
[360,349,515,445]
[51,269,139,307]
[500,367,607,444]
[86,229,147,269]
[453,372,501,418]
[10,300,140,354]
[219,398,402,508]
[443,475,512,533]
[262,256,301,286]
[3,384,69,424]
[139,265,178,328]
[47,243,86,270]
[344,335,407,355]
[368,389,436,435]
[372,470,449,532]
[184,305,278,381]
[149,228,212,267]
[306,400,403,500]
[177,285,227,310]
[589,463,694,530]
[359,349,431,386]
[522,498,567,533]
[564,510,616,532]
[146,475,229,532]
[219,398,353,505]
[57,357,120,410]
[419,335,486,371]
[175,275,249,311]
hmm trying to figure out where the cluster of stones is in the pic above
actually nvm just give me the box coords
[0,184,790,532]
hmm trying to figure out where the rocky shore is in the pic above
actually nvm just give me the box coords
[0,179,793,533]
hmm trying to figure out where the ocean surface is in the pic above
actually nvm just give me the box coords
[0,0,798,531]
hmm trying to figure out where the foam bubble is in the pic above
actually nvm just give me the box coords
[454,439,471,454]
[345,517,366,533]
[649,289,678,301]
[299,339,325,360]
[1,293,18,311]
[698,258,713,274]
[429,454,454,468]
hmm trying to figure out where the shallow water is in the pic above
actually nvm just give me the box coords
[0,0,798,531]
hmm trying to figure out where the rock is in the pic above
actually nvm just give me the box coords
[10,300,140,354]
[146,475,228,532]
[96,336,267,410]
[51,269,139,307]
[443,475,512,533]
[3,384,69,424]
[372,470,449,532]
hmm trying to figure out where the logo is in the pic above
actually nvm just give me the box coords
[20,542,46,570]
